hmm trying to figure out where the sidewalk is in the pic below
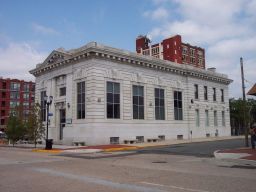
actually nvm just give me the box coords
[2,136,249,158]
[29,135,243,154]
[214,148,256,162]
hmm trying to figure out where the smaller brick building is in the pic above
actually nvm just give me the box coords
[136,35,205,69]
[0,77,35,131]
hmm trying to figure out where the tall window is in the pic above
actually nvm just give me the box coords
[222,111,225,126]
[205,110,209,127]
[213,88,216,101]
[155,88,165,120]
[133,85,144,119]
[214,110,218,126]
[174,91,183,120]
[107,82,120,119]
[10,101,20,108]
[23,93,29,100]
[204,86,208,100]
[10,82,20,91]
[196,109,200,127]
[10,92,20,99]
[194,84,198,99]
[77,82,85,119]
[40,91,46,121]
[23,102,29,108]
[221,89,224,102]
[23,83,30,92]
[59,87,66,96]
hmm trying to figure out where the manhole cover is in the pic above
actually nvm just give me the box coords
[152,161,167,163]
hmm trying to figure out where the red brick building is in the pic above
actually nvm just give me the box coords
[0,77,35,131]
[136,34,205,69]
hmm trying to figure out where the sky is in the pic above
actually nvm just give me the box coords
[0,0,255,98]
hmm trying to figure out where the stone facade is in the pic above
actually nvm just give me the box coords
[30,42,232,145]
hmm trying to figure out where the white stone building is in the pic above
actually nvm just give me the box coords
[30,42,233,145]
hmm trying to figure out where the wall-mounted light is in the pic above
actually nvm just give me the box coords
[149,102,153,107]
[97,98,101,103]
[67,103,70,108]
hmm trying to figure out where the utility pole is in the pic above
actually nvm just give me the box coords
[240,57,249,147]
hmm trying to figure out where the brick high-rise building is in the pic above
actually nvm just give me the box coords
[0,77,35,131]
[136,34,205,69]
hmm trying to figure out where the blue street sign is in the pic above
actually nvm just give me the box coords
[48,112,53,116]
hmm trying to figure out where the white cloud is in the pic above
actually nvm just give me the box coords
[208,37,256,60]
[148,28,162,40]
[246,0,256,17]
[174,0,244,25]
[144,0,256,98]
[152,0,169,4]
[32,23,60,35]
[0,42,46,81]
[143,7,169,21]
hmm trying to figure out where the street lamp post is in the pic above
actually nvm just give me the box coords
[44,95,53,150]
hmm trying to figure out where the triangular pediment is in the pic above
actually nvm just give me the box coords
[42,49,71,66]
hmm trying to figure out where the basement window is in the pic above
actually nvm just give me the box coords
[158,135,165,141]
[136,136,144,143]
[110,137,119,144]
[177,135,183,140]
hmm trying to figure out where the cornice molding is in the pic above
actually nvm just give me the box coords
[30,42,233,85]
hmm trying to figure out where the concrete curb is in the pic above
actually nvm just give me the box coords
[213,150,256,166]
[32,149,63,154]
[103,146,140,152]
[213,150,250,160]
[61,149,103,154]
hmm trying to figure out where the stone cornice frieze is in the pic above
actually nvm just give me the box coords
[30,42,233,85]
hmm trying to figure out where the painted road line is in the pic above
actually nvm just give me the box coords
[139,181,210,192]
[32,168,168,192]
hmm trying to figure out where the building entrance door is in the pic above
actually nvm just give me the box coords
[59,109,66,140]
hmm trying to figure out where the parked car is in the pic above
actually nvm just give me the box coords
[0,131,7,139]
[0,131,7,144]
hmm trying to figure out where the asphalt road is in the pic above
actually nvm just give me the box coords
[138,138,245,157]
[0,138,255,192]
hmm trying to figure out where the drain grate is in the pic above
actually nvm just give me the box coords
[152,161,167,164]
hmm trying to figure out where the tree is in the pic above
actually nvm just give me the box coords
[247,98,256,124]
[230,98,256,146]
[6,107,26,146]
[230,98,246,135]
[26,103,45,148]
